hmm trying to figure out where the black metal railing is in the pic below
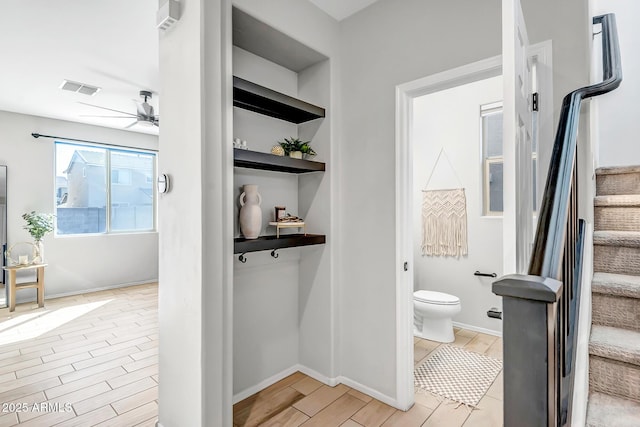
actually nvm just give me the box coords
[492,13,622,427]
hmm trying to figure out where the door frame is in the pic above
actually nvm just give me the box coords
[394,44,552,409]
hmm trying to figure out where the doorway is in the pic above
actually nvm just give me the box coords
[395,45,552,409]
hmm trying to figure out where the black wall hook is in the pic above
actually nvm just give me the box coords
[271,249,279,259]
[239,253,247,263]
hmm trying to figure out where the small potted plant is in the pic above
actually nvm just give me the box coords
[22,211,54,262]
[278,137,316,160]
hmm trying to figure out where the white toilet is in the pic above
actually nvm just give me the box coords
[413,290,461,343]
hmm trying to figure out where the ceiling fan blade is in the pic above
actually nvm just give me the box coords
[124,120,139,129]
[79,115,138,118]
[78,102,136,116]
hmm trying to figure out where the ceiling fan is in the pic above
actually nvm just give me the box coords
[79,90,159,128]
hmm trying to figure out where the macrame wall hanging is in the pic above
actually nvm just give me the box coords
[422,148,468,257]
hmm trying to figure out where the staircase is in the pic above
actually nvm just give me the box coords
[587,166,640,426]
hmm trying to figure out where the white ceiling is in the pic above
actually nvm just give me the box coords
[0,0,160,135]
[0,0,378,136]
[308,0,381,21]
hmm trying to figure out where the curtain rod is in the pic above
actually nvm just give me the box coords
[31,133,158,153]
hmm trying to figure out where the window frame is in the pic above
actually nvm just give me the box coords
[54,141,157,237]
[480,102,504,217]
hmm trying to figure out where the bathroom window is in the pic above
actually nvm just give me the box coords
[481,102,504,216]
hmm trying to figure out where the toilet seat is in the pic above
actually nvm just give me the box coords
[414,290,460,305]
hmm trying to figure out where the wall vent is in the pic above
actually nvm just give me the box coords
[60,80,101,96]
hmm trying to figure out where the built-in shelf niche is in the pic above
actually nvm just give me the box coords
[232,7,328,255]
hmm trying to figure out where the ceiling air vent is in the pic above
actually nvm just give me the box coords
[60,80,101,96]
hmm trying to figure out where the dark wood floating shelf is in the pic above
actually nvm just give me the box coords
[234,234,326,254]
[234,148,325,174]
[233,76,326,124]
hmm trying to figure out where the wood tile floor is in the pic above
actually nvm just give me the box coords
[0,283,158,426]
[234,328,503,427]
[0,283,502,426]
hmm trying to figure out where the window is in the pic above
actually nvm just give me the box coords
[111,169,132,185]
[481,102,504,216]
[55,142,156,235]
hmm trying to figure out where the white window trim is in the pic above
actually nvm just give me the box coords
[54,141,157,236]
[481,102,504,217]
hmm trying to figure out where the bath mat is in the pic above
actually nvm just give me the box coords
[414,345,502,407]
[421,188,468,257]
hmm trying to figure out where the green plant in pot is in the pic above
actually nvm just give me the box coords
[278,137,317,160]
[22,211,54,262]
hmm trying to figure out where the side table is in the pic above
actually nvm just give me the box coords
[2,263,47,312]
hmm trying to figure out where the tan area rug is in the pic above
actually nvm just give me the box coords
[414,345,502,407]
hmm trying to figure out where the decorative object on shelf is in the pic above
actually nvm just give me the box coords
[239,184,262,239]
[5,241,40,266]
[277,214,303,223]
[278,137,316,159]
[22,211,54,262]
[274,206,286,221]
[271,145,285,156]
[269,213,305,238]
[269,221,306,238]
[233,138,248,150]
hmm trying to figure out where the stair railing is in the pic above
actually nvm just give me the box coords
[492,13,622,427]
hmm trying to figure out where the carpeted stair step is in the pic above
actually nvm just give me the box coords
[592,273,640,331]
[589,325,640,402]
[593,231,640,276]
[586,392,640,427]
[596,165,640,196]
[593,272,640,299]
[594,195,640,231]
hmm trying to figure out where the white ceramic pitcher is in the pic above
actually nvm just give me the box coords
[239,184,262,239]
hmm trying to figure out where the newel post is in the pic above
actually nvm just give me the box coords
[493,274,562,427]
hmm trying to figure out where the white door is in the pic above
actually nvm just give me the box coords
[503,0,534,274]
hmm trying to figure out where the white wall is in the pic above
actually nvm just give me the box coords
[591,0,640,167]
[521,0,592,221]
[338,0,502,400]
[157,0,233,424]
[412,76,504,334]
[0,110,158,302]
[159,0,338,421]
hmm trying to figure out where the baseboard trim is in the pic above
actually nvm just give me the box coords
[452,321,502,337]
[337,375,401,409]
[232,365,301,404]
[231,365,401,410]
[296,364,338,387]
[15,280,158,304]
